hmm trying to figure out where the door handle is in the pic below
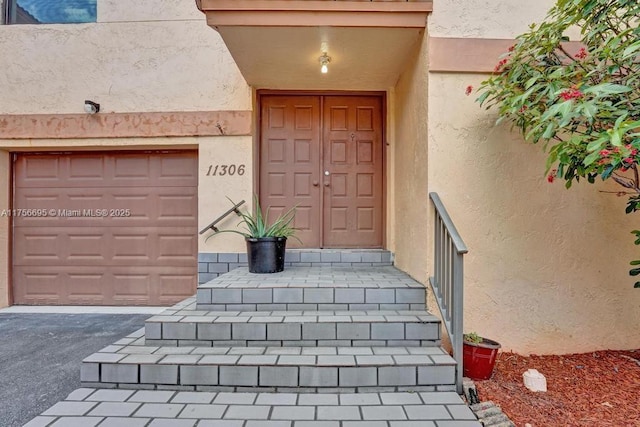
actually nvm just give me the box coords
[312,180,319,187]
[324,181,330,187]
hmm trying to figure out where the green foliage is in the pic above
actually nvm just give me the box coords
[476,0,640,287]
[208,196,299,242]
[463,332,483,344]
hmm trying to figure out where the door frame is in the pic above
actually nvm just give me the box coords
[255,90,387,249]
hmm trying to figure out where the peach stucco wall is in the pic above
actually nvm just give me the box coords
[198,136,254,254]
[428,73,640,354]
[388,2,640,354]
[0,0,253,306]
[391,30,430,285]
[429,0,555,39]
[0,0,250,114]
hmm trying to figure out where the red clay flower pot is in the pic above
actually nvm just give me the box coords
[463,337,501,380]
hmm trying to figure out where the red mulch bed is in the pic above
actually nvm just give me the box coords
[474,349,640,426]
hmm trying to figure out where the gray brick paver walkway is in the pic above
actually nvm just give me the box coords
[27,388,481,426]
[23,265,481,427]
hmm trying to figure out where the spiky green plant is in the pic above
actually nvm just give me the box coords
[209,195,300,242]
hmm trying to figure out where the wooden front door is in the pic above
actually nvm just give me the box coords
[260,94,383,248]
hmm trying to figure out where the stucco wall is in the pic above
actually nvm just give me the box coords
[427,73,640,354]
[0,0,251,114]
[391,30,430,284]
[198,136,254,254]
[429,0,555,39]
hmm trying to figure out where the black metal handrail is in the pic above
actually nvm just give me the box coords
[199,199,246,235]
[429,192,468,394]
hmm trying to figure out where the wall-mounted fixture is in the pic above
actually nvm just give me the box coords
[319,52,331,74]
[84,100,100,114]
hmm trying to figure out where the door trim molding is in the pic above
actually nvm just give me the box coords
[255,90,387,249]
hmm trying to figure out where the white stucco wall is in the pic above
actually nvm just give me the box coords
[0,0,251,114]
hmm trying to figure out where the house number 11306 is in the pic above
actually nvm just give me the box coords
[206,164,246,176]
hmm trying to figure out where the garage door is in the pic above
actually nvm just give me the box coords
[12,151,198,306]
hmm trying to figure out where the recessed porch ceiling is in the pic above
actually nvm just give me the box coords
[196,0,433,90]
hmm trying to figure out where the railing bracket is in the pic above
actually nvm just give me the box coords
[199,199,246,235]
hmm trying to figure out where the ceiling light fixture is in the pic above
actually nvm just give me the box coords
[319,52,331,74]
[84,100,100,114]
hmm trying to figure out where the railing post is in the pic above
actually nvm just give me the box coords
[453,252,464,394]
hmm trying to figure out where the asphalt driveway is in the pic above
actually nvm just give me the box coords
[0,313,148,427]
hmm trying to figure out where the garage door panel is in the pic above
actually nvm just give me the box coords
[13,269,61,304]
[15,152,197,189]
[158,273,196,304]
[159,156,199,181]
[157,234,197,261]
[111,267,196,305]
[67,273,107,304]
[15,188,196,227]
[112,273,151,304]
[18,232,61,262]
[13,151,198,306]
[15,226,196,267]
[67,234,106,261]
[112,233,152,262]
[17,156,61,186]
[14,257,197,306]
[68,155,107,182]
[158,194,198,221]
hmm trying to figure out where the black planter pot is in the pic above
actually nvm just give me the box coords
[245,236,287,273]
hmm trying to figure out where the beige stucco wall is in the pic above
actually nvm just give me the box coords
[198,136,254,253]
[0,0,250,114]
[429,0,555,39]
[391,30,430,284]
[397,2,640,354]
[427,73,640,354]
[0,150,9,308]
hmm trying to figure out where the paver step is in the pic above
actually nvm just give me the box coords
[27,388,481,427]
[82,330,456,392]
[196,266,426,311]
[145,309,441,348]
[199,249,394,284]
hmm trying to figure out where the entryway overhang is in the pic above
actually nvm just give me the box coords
[196,0,432,90]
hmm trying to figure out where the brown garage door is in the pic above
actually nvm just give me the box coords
[12,151,198,306]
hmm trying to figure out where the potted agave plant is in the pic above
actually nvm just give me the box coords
[463,332,501,380]
[222,196,298,274]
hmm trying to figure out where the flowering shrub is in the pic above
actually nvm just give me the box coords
[475,0,640,287]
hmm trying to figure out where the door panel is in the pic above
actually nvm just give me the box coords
[323,96,383,248]
[260,96,322,248]
[260,94,383,248]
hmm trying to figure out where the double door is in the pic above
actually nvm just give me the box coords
[260,94,383,248]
